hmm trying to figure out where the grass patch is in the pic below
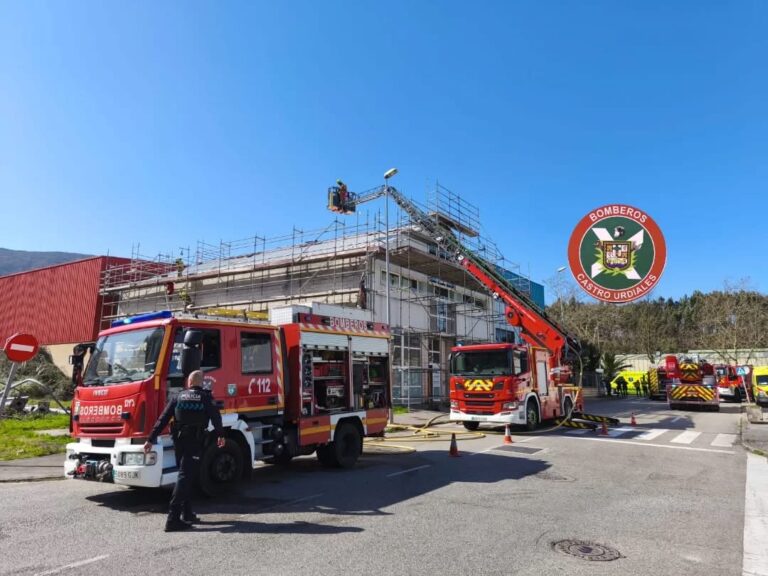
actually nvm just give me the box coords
[392,406,410,415]
[0,413,71,461]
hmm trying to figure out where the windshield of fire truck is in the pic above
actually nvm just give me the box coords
[83,327,165,386]
[451,350,512,376]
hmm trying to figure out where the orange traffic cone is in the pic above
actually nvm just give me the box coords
[503,424,514,445]
[599,421,608,436]
[630,413,637,426]
[449,433,460,457]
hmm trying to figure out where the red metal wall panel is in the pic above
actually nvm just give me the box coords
[0,257,129,345]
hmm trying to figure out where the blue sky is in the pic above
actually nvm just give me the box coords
[1,1,765,302]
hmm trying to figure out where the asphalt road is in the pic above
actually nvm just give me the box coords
[0,397,752,576]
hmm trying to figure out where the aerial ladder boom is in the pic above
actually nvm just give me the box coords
[328,181,579,375]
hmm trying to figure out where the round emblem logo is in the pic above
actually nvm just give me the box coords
[567,204,666,303]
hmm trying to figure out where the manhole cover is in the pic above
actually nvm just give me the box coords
[552,539,622,561]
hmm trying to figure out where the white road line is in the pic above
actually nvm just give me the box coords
[711,433,737,448]
[637,428,668,441]
[671,430,701,444]
[35,555,109,576]
[671,416,685,423]
[565,429,591,435]
[562,435,734,454]
[743,453,768,576]
[607,427,635,438]
[386,464,431,477]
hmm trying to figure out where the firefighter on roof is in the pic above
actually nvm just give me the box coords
[144,370,225,532]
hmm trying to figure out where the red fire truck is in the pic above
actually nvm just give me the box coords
[64,306,391,492]
[665,355,719,411]
[447,256,582,431]
[328,178,582,432]
[713,364,742,403]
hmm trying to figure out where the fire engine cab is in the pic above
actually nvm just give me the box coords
[64,305,391,492]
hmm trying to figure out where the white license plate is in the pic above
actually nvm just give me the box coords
[115,470,139,480]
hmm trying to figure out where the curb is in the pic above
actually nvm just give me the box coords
[0,476,64,484]
[740,413,768,459]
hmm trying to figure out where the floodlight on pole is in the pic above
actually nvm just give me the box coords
[383,168,398,422]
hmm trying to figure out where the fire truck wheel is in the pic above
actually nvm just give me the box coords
[462,421,480,432]
[525,401,539,432]
[199,439,243,496]
[332,422,362,469]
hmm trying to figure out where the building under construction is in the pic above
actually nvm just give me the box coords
[99,184,544,407]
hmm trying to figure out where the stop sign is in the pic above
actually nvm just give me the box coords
[3,333,39,363]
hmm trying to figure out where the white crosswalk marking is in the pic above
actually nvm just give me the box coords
[710,433,736,448]
[671,431,701,444]
[565,429,591,435]
[637,428,668,441]
[607,427,635,438]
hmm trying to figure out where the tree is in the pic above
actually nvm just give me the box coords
[600,352,632,384]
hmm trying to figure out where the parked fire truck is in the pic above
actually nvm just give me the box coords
[713,364,746,403]
[328,177,582,432]
[663,355,720,411]
[64,306,391,492]
[648,366,666,400]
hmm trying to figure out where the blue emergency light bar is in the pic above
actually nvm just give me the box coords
[111,310,173,328]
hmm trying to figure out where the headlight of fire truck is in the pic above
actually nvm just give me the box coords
[502,402,518,410]
[450,400,458,409]
[121,452,157,466]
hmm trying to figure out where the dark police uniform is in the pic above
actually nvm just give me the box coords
[148,386,223,530]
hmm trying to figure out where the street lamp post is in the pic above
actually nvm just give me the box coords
[383,168,398,422]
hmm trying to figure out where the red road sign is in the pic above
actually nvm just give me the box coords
[3,333,40,363]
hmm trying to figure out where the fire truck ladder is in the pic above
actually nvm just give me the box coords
[329,181,579,362]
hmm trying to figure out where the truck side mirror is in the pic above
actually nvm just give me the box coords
[180,329,204,379]
[68,355,75,366]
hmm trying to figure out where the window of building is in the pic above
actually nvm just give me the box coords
[430,301,456,334]
[241,332,273,373]
[429,338,441,366]
[393,332,422,367]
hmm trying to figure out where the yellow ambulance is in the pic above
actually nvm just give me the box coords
[753,366,768,406]
[610,371,647,395]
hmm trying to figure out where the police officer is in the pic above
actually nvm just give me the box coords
[144,370,224,532]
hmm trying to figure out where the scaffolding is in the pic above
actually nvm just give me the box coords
[98,182,537,407]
